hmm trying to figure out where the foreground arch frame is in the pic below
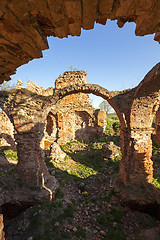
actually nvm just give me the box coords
[1,0,160,83]
[0,63,160,206]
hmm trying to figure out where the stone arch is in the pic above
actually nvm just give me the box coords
[43,63,160,191]
[48,83,123,123]
[0,64,160,207]
[116,63,160,189]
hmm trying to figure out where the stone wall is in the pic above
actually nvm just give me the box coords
[0,71,107,149]
[0,63,160,204]
[43,71,106,146]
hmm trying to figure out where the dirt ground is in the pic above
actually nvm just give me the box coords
[0,139,160,240]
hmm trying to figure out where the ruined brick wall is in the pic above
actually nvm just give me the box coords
[1,63,160,202]
[55,71,93,109]
[27,80,54,96]
[43,71,106,146]
[0,71,107,149]
[26,71,107,147]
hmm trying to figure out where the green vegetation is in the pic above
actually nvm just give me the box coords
[104,114,120,137]
[27,201,77,240]
[135,212,156,230]
[0,146,17,160]
[153,173,160,189]
[151,141,160,188]
[4,148,17,160]
[152,142,159,156]
[96,207,126,240]
[105,119,114,136]
[1,113,160,240]
[47,140,110,179]
[113,121,120,136]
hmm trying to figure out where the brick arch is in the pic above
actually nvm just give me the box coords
[44,64,160,191]
[47,83,125,125]
[118,63,160,187]
[131,62,160,129]
[125,63,160,183]
[0,65,160,207]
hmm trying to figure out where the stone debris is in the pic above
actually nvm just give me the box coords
[101,141,121,159]
[138,228,160,240]
[50,142,66,162]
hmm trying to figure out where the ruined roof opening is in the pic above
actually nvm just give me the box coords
[9,20,160,95]
[1,0,160,85]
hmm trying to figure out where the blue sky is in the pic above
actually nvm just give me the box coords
[10,20,160,108]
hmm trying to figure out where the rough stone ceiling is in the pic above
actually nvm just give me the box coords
[0,0,160,84]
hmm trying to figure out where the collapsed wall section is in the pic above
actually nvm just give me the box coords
[42,71,107,147]
[0,71,107,150]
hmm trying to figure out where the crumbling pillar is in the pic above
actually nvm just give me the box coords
[1,87,59,189]
[15,129,49,186]
[119,126,153,186]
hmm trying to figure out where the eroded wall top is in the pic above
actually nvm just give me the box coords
[1,0,160,84]
[55,70,92,109]
[25,70,93,110]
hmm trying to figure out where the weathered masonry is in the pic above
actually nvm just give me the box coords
[28,71,107,147]
[0,71,106,150]
[1,0,160,236]
[1,0,160,84]
[0,64,160,207]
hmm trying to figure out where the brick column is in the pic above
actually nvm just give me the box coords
[119,126,153,185]
[15,130,49,187]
